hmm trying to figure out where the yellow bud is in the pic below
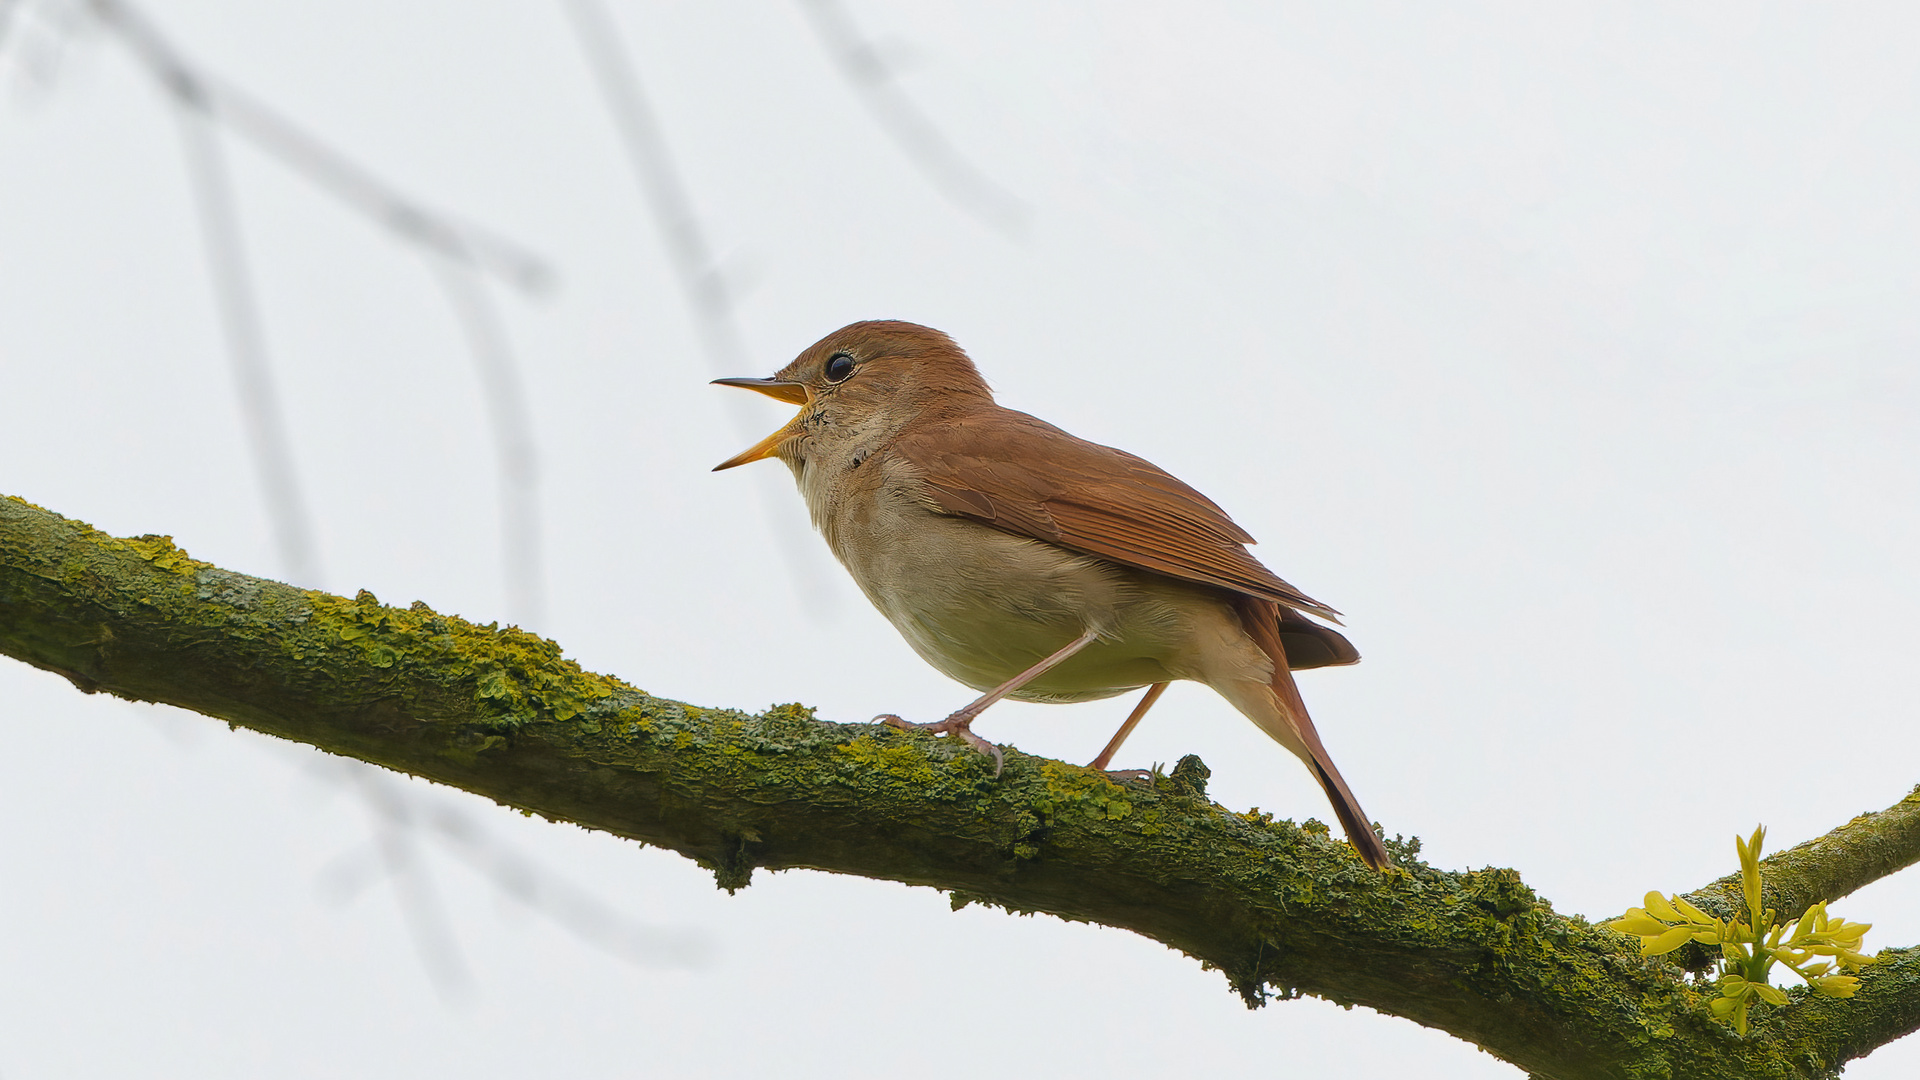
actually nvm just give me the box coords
[1674,897,1716,924]
[1792,906,1818,940]
[1813,974,1860,998]
[1644,925,1697,956]
[1607,913,1670,937]
[1644,892,1682,921]
[1753,983,1788,1006]
[1833,920,1872,944]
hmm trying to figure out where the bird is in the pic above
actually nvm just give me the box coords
[712,320,1389,869]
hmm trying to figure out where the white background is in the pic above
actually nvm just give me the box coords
[2,2,1917,1077]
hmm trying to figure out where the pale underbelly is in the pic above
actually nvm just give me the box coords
[838,513,1227,702]
[896,608,1176,702]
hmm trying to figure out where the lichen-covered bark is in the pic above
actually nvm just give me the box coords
[1677,790,1920,924]
[2,493,1915,1080]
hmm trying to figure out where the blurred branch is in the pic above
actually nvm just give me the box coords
[795,0,1027,237]
[38,0,573,988]
[4,493,1916,1080]
[0,0,84,95]
[317,762,713,970]
[0,0,19,59]
[172,100,321,583]
[559,0,837,611]
[427,261,545,629]
[332,763,477,999]
[78,0,551,622]
[88,0,553,293]
[558,0,746,371]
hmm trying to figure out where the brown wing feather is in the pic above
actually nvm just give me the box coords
[894,405,1350,628]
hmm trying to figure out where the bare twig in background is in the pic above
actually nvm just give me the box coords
[0,0,20,59]
[22,0,628,990]
[429,259,545,629]
[0,0,78,94]
[796,0,1027,237]
[317,764,713,972]
[172,97,322,583]
[556,0,747,372]
[88,0,552,294]
[559,0,837,610]
[86,0,549,626]
[320,766,477,1000]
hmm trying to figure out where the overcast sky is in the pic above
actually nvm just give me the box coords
[3,2,1917,1077]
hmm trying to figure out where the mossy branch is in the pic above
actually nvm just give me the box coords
[1676,787,1920,925]
[2,493,1916,1080]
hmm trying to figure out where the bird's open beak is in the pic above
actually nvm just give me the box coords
[712,377,812,470]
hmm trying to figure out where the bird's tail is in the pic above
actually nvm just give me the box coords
[1229,597,1391,870]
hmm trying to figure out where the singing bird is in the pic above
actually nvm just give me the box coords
[714,321,1388,869]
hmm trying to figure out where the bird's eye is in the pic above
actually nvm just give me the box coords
[824,352,856,383]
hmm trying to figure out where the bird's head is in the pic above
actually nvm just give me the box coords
[712,320,992,471]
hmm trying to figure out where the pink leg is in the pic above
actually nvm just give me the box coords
[878,629,1101,775]
[1087,682,1168,773]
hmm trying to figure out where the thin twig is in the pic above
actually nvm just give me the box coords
[0,0,21,61]
[795,0,1027,237]
[315,763,712,971]
[412,787,714,969]
[340,766,476,999]
[83,0,554,618]
[172,100,321,583]
[559,0,838,609]
[87,0,553,294]
[557,0,747,370]
[427,259,545,630]
[10,0,96,96]
[63,0,573,984]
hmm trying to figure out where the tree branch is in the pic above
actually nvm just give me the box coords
[1778,946,1920,1076]
[1678,786,1920,924]
[1,492,1914,1080]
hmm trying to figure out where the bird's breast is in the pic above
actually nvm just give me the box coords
[802,461,1227,701]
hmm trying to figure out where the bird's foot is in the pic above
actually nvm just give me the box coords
[876,711,1006,777]
[1096,768,1155,784]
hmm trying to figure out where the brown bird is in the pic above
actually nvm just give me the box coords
[713,321,1389,869]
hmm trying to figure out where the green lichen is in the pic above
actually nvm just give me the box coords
[1033,761,1137,824]
[837,733,944,789]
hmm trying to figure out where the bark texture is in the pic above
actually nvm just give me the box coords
[3,493,1917,1080]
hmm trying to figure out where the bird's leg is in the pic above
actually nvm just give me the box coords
[878,628,1101,775]
[1086,681,1168,778]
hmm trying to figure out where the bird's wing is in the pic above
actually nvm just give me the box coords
[889,406,1349,627]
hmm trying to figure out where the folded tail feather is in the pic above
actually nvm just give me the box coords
[1235,597,1390,870]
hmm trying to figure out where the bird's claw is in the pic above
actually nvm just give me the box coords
[876,711,1006,777]
[1097,768,1155,784]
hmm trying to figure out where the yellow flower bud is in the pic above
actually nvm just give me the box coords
[1644,925,1697,956]
[1812,974,1860,998]
[1607,913,1670,937]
